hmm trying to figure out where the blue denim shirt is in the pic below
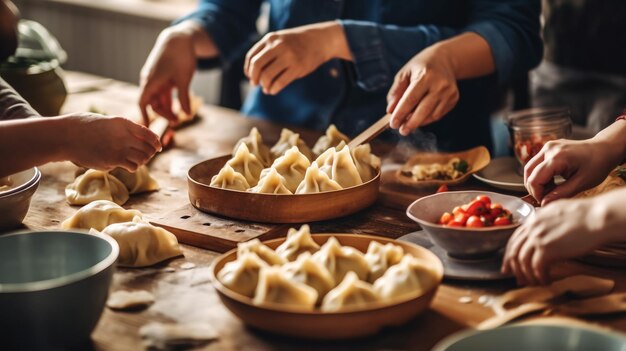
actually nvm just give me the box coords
[177,0,542,151]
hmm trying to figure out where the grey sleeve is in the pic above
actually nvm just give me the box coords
[0,77,40,120]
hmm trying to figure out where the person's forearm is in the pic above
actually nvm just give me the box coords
[592,120,626,164]
[169,20,219,59]
[588,187,626,244]
[428,32,496,80]
[0,117,67,177]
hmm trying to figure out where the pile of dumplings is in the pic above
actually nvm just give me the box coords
[217,225,438,312]
[66,165,159,206]
[210,125,381,194]
[62,200,183,267]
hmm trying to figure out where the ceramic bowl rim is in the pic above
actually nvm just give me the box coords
[0,167,41,199]
[210,233,444,315]
[0,230,119,293]
[406,190,535,232]
[431,323,626,351]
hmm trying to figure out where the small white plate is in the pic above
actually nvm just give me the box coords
[473,157,526,192]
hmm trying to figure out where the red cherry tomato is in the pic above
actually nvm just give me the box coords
[494,216,512,226]
[437,184,449,193]
[454,212,470,225]
[439,212,453,225]
[465,200,487,216]
[453,206,465,216]
[447,220,465,227]
[480,215,493,227]
[476,195,491,206]
[467,215,484,228]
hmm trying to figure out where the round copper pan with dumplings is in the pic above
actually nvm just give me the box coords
[210,234,443,340]
[187,156,380,223]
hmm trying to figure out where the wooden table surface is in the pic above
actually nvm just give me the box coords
[14,71,626,350]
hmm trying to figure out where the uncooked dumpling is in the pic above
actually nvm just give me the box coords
[66,169,129,206]
[312,124,350,156]
[282,252,334,304]
[210,164,250,191]
[61,200,143,231]
[96,218,183,267]
[270,128,314,161]
[227,143,264,186]
[373,255,437,301]
[315,146,363,188]
[233,127,273,167]
[111,166,159,194]
[312,237,369,283]
[248,168,292,194]
[253,266,318,310]
[262,146,310,192]
[295,163,342,194]
[217,252,268,298]
[350,144,381,182]
[365,241,404,282]
[275,224,320,262]
[321,271,379,312]
[237,238,285,266]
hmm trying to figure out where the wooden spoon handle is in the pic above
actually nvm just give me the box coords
[348,114,391,149]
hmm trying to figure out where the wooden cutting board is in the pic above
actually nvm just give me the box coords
[150,204,291,253]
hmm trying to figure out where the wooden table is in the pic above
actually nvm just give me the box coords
[14,72,626,350]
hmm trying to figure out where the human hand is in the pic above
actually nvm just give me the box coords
[244,21,351,95]
[524,139,617,206]
[139,23,197,125]
[386,46,459,136]
[501,196,615,286]
[61,113,161,172]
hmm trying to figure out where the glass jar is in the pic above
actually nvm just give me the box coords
[508,108,572,166]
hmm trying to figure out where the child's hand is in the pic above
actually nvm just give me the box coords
[60,113,161,172]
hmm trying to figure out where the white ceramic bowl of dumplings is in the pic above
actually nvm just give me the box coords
[407,191,535,259]
[0,167,41,228]
[211,234,444,339]
[0,230,119,349]
[188,156,380,223]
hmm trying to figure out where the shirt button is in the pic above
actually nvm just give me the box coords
[329,68,339,78]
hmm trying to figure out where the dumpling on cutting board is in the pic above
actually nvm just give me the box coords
[321,271,379,312]
[227,143,264,187]
[233,127,273,167]
[110,165,159,194]
[210,164,250,191]
[253,266,318,310]
[95,218,183,267]
[270,128,314,161]
[262,146,310,193]
[61,200,143,231]
[217,252,268,298]
[312,124,350,157]
[275,224,320,262]
[66,169,129,206]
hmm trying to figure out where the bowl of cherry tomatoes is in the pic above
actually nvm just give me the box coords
[406,191,535,259]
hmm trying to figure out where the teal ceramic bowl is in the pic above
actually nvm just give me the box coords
[0,230,119,350]
[433,324,626,351]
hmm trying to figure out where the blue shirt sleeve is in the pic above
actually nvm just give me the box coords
[173,0,262,67]
[340,0,542,91]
